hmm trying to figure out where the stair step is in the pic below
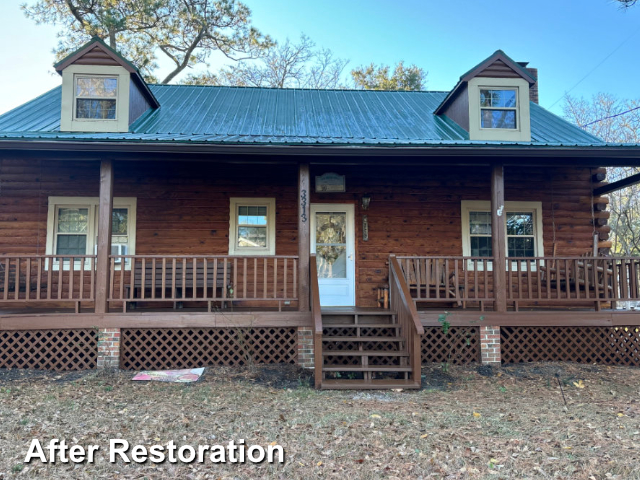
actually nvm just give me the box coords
[322,365,412,372]
[323,323,399,328]
[322,336,403,342]
[323,350,408,357]
[320,379,420,390]
[321,308,396,316]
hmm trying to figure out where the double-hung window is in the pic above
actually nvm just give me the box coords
[462,200,544,268]
[480,88,517,130]
[229,198,276,255]
[46,197,137,268]
[74,75,118,120]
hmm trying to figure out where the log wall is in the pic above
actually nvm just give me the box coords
[0,158,600,308]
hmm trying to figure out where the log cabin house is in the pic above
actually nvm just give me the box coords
[1,38,640,389]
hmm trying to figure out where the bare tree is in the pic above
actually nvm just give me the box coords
[182,34,348,88]
[564,93,640,254]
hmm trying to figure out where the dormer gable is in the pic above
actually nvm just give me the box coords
[54,37,159,133]
[435,50,537,142]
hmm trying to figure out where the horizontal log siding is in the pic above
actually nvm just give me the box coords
[0,159,597,308]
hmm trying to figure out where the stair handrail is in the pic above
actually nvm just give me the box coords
[310,254,323,388]
[389,254,424,387]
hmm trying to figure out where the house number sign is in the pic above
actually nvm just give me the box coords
[315,173,346,193]
[363,215,369,242]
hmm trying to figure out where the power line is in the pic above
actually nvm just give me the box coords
[580,105,640,128]
[547,26,640,110]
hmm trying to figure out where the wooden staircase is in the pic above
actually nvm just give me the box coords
[318,308,420,389]
[310,254,424,391]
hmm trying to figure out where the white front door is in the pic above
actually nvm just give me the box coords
[311,204,356,306]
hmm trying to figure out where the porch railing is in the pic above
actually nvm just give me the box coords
[389,255,424,386]
[0,255,96,308]
[398,255,640,311]
[396,256,495,309]
[108,255,299,310]
[506,256,640,310]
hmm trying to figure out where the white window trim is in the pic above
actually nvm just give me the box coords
[461,200,544,271]
[46,196,137,270]
[60,65,130,133]
[468,77,531,142]
[228,197,276,256]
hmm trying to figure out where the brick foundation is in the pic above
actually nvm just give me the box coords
[97,328,120,369]
[480,325,501,364]
[297,327,315,368]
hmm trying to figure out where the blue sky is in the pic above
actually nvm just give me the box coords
[1,0,639,116]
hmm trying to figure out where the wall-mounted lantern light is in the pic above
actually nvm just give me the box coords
[361,194,371,210]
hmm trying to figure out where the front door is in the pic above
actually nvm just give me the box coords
[311,204,355,306]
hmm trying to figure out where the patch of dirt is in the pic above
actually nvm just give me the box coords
[202,363,314,389]
[0,368,93,385]
[420,364,457,390]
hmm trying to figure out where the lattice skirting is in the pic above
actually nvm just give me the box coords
[0,329,97,371]
[421,327,481,364]
[501,326,640,365]
[120,327,298,370]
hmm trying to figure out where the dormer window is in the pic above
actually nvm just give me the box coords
[74,76,118,120]
[480,89,517,129]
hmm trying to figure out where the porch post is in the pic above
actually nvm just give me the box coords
[95,159,114,314]
[298,163,311,311]
[491,165,507,313]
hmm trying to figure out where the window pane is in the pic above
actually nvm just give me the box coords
[470,237,492,257]
[469,211,491,235]
[238,205,267,225]
[480,89,516,108]
[507,212,533,236]
[316,246,347,278]
[481,109,516,129]
[508,237,535,257]
[315,213,346,244]
[76,77,117,97]
[238,226,267,247]
[57,208,88,233]
[76,99,116,119]
[112,208,128,235]
[56,234,87,255]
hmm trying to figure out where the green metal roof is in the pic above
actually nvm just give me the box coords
[0,83,607,147]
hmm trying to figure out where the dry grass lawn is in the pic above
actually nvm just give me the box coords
[1,362,640,479]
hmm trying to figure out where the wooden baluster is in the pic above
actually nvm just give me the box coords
[584,258,590,299]
[119,257,125,301]
[293,258,297,300]
[161,258,167,299]
[129,258,135,300]
[483,259,488,302]
[415,258,422,300]
[517,259,522,300]
[57,258,63,300]
[243,258,247,299]
[474,259,479,300]
[151,258,156,299]
[527,259,533,299]
[4,258,10,300]
[90,257,95,300]
[171,258,177,300]
[454,259,459,303]
[25,258,31,301]
[203,258,208,300]
[612,259,620,303]
[141,258,146,300]
[463,258,469,304]
[435,259,440,300]
[233,258,238,299]
[536,258,542,300]
[274,258,278,299]
[213,258,218,300]
[181,258,187,299]
[622,258,630,300]
[424,258,430,299]
[253,258,257,299]
[445,258,450,299]
[223,258,228,300]
[193,258,197,300]
[284,258,288,300]
[263,258,267,299]
[37,258,43,300]
[69,257,75,300]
